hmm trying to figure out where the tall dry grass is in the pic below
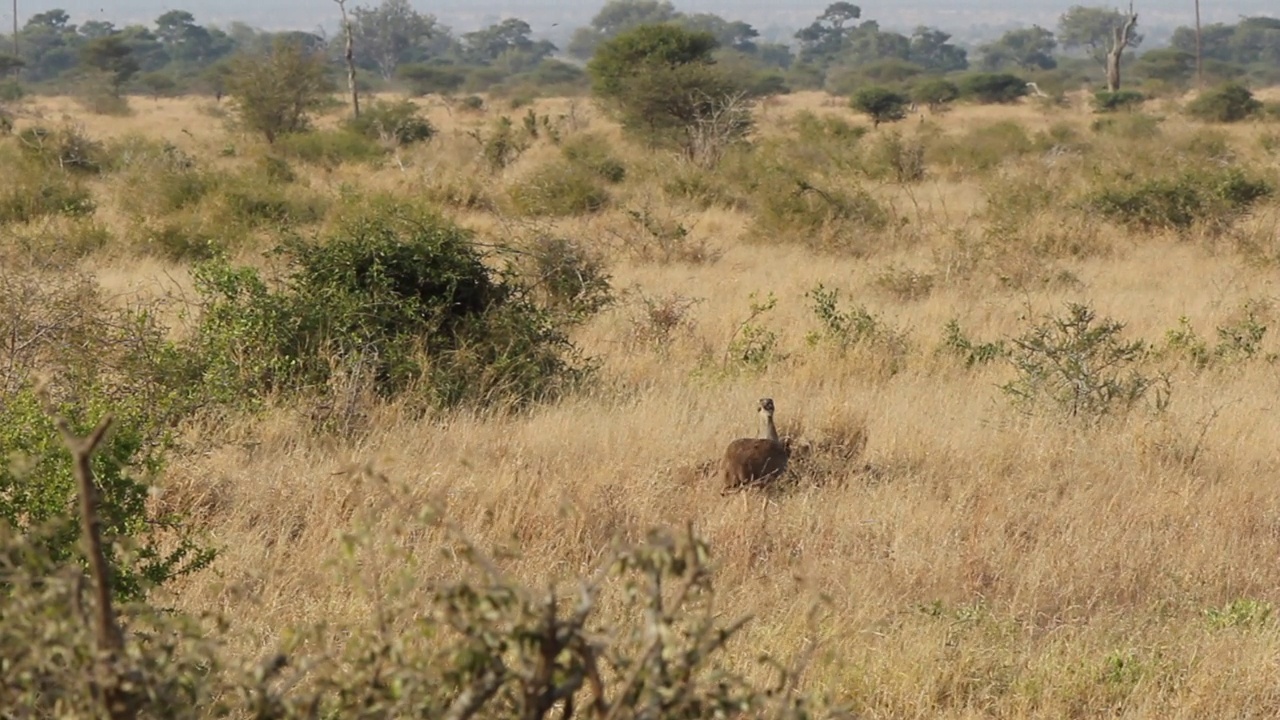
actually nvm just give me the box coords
[8,86,1280,717]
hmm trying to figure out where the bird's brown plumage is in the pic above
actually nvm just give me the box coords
[721,398,791,493]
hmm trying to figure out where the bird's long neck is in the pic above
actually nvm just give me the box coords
[759,412,779,442]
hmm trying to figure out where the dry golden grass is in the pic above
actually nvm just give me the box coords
[10,87,1280,717]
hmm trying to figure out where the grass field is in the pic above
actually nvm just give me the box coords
[6,85,1280,716]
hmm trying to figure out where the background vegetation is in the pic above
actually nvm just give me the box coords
[3,0,1280,717]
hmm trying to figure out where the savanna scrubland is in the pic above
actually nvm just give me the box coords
[5,48,1280,717]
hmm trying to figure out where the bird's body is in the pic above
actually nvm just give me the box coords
[721,398,791,493]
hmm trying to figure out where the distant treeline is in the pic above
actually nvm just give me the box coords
[0,0,1276,102]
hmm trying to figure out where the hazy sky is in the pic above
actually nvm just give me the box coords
[4,1,1275,41]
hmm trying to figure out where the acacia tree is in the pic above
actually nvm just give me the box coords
[851,86,908,127]
[589,23,751,163]
[80,35,139,96]
[979,26,1058,71]
[568,0,680,60]
[227,38,333,143]
[1105,3,1139,91]
[351,0,438,80]
[1058,5,1143,64]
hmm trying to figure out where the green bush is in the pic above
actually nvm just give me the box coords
[509,160,610,216]
[560,132,627,183]
[113,139,216,217]
[0,389,214,602]
[1087,167,1273,233]
[958,72,1030,104]
[1186,82,1263,123]
[748,174,891,255]
[805,284,910,374]
[275,128,386,166]
[927,120,1034,174]
[227,37,333,143]
[0,266,214,602]
[0,180,94,226]
[16,124,110,174]
[345,98,436,145]
[1090,112,1162,139]
[588,24,750,154]
[1093,89,1145,113]
[1002,302,1168,420]
[188,197,592,408]
[851,86,909,127]
[912,77,960,110]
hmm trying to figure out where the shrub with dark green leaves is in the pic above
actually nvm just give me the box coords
[346,98,436,146]
[188,197,592,408]
[913,77,960,111]
[748,175,890,255]
[509,160,610,216]
[851,86,909,127]
[1087,167,1272,232]
[958,72,1029,104]
[1186,82,1263,123]
[1093,89,1145,113]
[0,265,214,602]
[274,128,386,166]
[0,389,214,602]
[560,132,627,183]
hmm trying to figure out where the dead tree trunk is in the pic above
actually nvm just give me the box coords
[334,0,360,119]
[1105,3,1139,92]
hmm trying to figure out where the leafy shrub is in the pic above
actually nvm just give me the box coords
[958,73,1029,104]
[589,24,751,155]
[0,389,214,602]
[1160,301,1270,370]
[1186,82,1263,123]
[227,37,333,143]
[913,77,960,111]
[0,79,22,102]
[0,174,95,225]
[928,120,1034,174]
[188,197,591,408]
[748,175,890,255]
[16,124,109,174]
[275,128,385,166]
[345,98,436,145]
[0,265,214,601]
[398,63,467,96]
[1087,167,1272,233]
[134,217,229,261]
[864,130,926,183]
[508,160,610,216]
[471,115,530,172]
[1093,89,1145,113]
[851,86,909,127]
[521,234,614,322]
[560,132,627,183]
[1001,302,1169,419]
[941,319,1008,367]
[805,284,910,374]
[720,292,784,374]
[1090,112,1162,139]
[113,140,216,217]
